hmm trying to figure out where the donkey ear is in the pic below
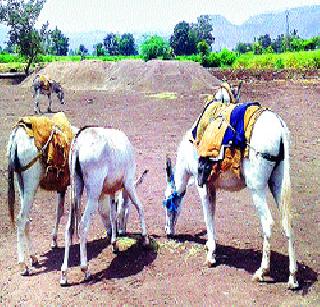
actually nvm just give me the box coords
[236,80,243,102]
[166,156,172,182]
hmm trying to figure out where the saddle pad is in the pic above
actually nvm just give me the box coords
[39,74,50,90]
[16,112,73,191]
[196,102,265,178]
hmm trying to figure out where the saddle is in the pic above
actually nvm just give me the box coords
[16,112,73,191]
[194,101,268,178]
[38,74,51,91]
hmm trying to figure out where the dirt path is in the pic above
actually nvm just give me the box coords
[0,78,319,305]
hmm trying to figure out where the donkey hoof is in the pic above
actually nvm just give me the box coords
[207,259,217,268]
[19,264,30,276]
[288,275,299,290]
[51,241,58,249]
[47,108,52,113]
[143,235,150,246]
[30,255,39,267]
[112,242,119,254]
[60,272,68,287]
[81,266,91,281]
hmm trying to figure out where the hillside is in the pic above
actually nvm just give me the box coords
[210,5,320,50]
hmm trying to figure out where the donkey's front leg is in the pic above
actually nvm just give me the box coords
[34,90,40,114]
[198,184,217,267]
[47,94,52,113]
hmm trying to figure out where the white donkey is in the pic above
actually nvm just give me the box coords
[33,75,65,114]
[60,126,149,286]
[163,97,299,290]
[7,124,77,276]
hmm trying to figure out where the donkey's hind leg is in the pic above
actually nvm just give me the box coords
[251,189,273,282]
[125,185,149,245]
[16,191,35,276]
[51,191,66,249]
[269,166,299,289]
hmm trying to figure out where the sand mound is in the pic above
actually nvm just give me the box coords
[21,60,221,93]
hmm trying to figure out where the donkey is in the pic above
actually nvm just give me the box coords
[60,126,149,286]
[7,124,78,276]
[163,96,299,290]
[33,75,65,114]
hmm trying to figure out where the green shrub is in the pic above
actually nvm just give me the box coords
[140,35,171,61]
[219,48,236,66]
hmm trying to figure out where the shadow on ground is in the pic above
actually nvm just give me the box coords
[171,231,318,292]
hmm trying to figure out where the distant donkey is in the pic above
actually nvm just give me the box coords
[33,74,65,114]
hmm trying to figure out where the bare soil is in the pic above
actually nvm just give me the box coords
[0,61,319,305]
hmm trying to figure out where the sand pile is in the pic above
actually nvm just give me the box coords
[21,60,221,93]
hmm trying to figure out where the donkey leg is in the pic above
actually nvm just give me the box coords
[60,208,73,286]
[118,190,130,236]
[251,189,273,282]
[47,94,52,113]
[16,193,34,276]
[199,185,217,267]
[126,186,149,245]
[34,91,40,114]
[79,196,98,281]
[52,191,66,249]
[269,173,299,289]
[109,196,119,253]
[98,194,112,237]
[25,220,38,268]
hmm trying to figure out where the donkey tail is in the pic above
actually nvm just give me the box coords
[69,139,81,238]
[7,130,17,225]
[134,169,149,187]
[280,122,292,235]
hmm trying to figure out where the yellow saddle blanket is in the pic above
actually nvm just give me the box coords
[39,74,50,90]
[17,112,73,191]
[195,102,267,178]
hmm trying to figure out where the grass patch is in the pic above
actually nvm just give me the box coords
[145,92,177,100]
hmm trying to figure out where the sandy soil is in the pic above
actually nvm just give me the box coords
[0,62,319,305]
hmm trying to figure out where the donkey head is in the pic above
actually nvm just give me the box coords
[163,156,183,237]
[215,81,243,104]
[53,82,65,104]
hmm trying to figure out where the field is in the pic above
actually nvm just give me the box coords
[0,61,319,305]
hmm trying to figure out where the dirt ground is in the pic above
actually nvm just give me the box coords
[0,63,319,305]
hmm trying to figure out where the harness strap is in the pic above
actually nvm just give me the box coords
[15,127,56,173]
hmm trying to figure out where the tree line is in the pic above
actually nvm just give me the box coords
[0,0,319,74]
[235,32,320,54]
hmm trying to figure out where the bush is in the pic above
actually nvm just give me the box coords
[140,35,171,61]
[219,48,236,66]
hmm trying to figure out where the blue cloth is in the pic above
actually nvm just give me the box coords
[222,102,260,149]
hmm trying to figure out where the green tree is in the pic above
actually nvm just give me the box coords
[0,0,48,75]
[94,43,105,56]
[119,33,136,56]
[170,21,197,55]
[196,15,214,48]
[49,27,69,56]
[78,44,88,60]
[140,35,171,61]
[103,33,120,56]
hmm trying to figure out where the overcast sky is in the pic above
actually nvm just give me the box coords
[37,0,320,33]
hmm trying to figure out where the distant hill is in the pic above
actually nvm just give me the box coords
[0,5,319,53]
[210,5,320,50]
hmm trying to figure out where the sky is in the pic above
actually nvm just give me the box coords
[36,0,320,34]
